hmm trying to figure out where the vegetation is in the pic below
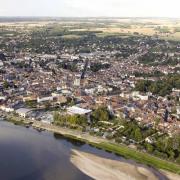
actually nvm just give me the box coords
[155,26,171,34]
[53,112,88,128]
[58,61,78,72]
[139,52,180,66]
[25,100,37,108]
[114,119,155,142]
[90,62,110,72]
[91,106,112,124]
[92,142,180,174]
[144,135,180,162]
[135,74,180,96]
[3,80,9,89]
[6,115,30,127]
[134,71,164,78]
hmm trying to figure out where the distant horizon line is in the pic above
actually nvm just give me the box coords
[0,16,180,19]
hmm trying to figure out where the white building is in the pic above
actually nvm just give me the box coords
[37,96,54,103]
[0,96,7,101]
[0,105,14,112]
[177,106,180,115]
[137,95,149,101]
[67,106,92,115]
[16,108,32,118]
[0,60,4,66]
[74,78,81,86]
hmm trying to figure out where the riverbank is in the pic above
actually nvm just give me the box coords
[71,149,160,180]
[2,111,180,176]
[71,149,180,180]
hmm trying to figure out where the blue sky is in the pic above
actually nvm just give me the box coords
[0,0,180,17]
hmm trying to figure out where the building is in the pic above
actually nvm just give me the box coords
[37,96,54,103]
[74,78,81,86]
[41,114,53,124]
[67,106,92,115]
[0,105,14,112]
[16,108,32,118]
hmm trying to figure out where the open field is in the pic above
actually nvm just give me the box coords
[68,24,180,40]
[1,18,180,40]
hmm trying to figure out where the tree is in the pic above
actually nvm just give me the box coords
[176,156,180,164]
[154,117,161,130]
[3,80,9,89]
[53,112,67,125]
[69,115,77,125]
[168,150,175,160]
[91,106,110,123]
[53,112,59,122]
[76,115,87,126]
[134,128,142,142]
[135,74,180,96]
[146,143,154,153]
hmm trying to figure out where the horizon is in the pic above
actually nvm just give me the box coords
[0,16,180,20]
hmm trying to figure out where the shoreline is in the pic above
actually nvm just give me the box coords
[71,149,180,180]
[1,111,180,176]
[71,149,162,180]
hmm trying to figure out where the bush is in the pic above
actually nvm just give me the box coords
[145,143,154,153]
[153,150,168,159]
[115,138,122,144]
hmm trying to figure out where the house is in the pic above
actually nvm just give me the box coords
[16,108,32,118]
[0,60,4,67]
[56,96,67,104]
[0,105,14,112]
[145,137,153,144]
[138,95,149,101]
[23,96,37,102]
[131,91,148,101]
[61,89,72,96]
[0,96,7,101]
[74,78,81,86]
[177,106,180,115]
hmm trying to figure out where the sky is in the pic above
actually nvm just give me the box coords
[0,0,180,18]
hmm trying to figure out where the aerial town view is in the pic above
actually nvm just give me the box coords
[0,0,180,180]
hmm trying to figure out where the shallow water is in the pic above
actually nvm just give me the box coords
[0,120,167,180]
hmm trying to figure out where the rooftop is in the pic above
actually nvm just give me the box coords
[67,106,92,115]
[16,108,32,114]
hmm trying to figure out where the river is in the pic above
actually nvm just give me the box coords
[0,120,169,180]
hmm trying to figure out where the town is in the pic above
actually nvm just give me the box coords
[0,18,180,163]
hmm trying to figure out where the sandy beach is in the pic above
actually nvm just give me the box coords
[71,150,159,180]
[160,170,180,180]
